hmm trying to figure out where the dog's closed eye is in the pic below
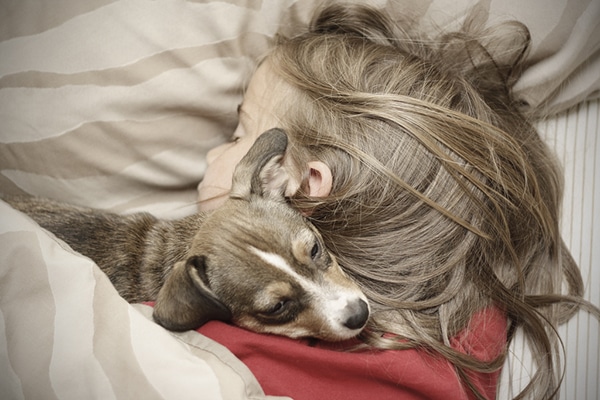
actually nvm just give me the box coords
[263,299,291,316]
[253,281,304,322]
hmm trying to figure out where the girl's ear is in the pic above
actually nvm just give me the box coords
[307,161,332,198]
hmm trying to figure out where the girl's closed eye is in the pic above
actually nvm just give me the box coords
[198,65,281,213]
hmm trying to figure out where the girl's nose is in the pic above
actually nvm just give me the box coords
[206,142,230,165]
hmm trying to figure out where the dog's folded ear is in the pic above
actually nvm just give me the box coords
[230,128,290,201]
[153,256,232,331]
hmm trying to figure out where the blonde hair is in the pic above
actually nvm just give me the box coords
[265,4,599,399]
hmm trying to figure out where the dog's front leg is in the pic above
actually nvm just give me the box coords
[4,195,202,302]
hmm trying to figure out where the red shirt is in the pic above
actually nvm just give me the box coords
[198,307,507,400]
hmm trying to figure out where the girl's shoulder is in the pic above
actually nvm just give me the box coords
[198,306,507,400]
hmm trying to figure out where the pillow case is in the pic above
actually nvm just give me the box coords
[1,0,597,217]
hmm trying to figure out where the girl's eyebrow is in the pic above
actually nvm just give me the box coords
[237,104,252,124]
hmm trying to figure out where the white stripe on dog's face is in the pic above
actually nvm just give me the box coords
[249,246,366,333]
[250,245,337,302]
[250,247,297,280]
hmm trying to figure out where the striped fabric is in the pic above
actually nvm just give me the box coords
[551,100,600,400]
[0,202,280,400]
[498,99,600,400]
[1,1,598,399]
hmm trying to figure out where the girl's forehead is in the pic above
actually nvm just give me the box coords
[242,61,293,133]
[247,62,273,94]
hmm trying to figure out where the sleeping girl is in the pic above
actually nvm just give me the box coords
[194,4,600,399]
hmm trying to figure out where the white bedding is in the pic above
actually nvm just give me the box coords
[1,1,598,398]
[1,201,283,399]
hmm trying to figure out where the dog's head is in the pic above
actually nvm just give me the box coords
[153,129,369,341]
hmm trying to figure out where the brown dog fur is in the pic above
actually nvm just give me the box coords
[4,129,369,341]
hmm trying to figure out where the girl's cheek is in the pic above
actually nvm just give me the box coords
[206,142,231,165]
[198,130,257,211]
[197,160,234,211]
[197,191,228,212]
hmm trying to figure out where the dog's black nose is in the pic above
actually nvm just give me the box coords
[343,298,369,330]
